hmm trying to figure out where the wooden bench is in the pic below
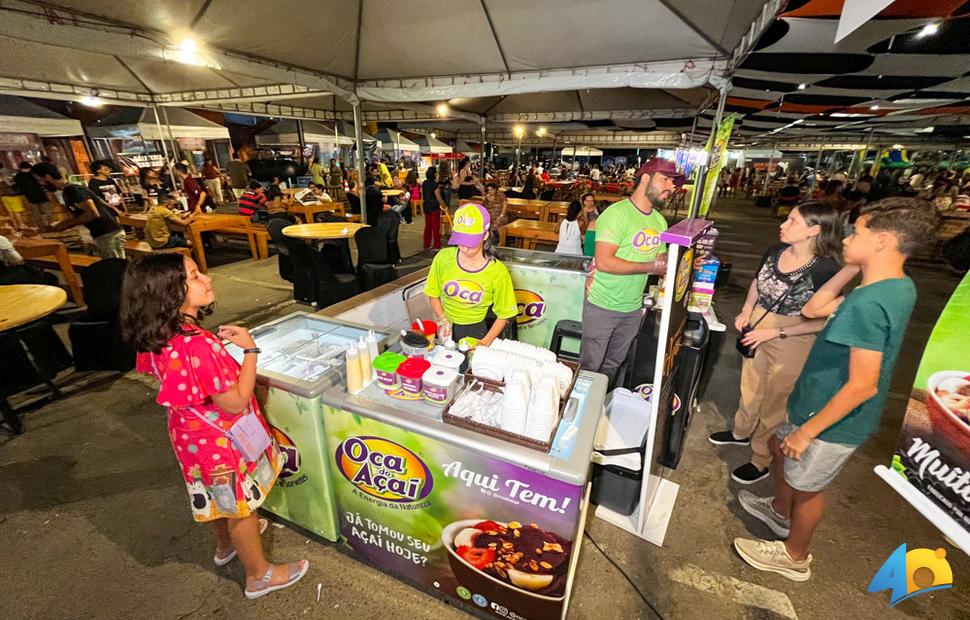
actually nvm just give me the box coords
[124,239,192,258]
[27,253,100,270]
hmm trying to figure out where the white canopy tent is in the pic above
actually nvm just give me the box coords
[334,121,380,148]
[87,107,229,140]
[560,146,604,157]
[411,135,452,155]
[373,129,419,153]
[454,141,478,155]
[255,119,356,147]
[0,95,83,137]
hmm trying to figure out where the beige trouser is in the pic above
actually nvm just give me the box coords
[204,178,224,204]
[733,307,816,469]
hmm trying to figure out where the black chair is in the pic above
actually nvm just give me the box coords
[310,213,355,274]
[354,227,396,291]
[539,188,555,201]
[69,258,135,372]
[1,320,74,432]
[266,219,293,282]
[313,211,347,223]
[549,319,582,361]
[376,211,402,264]
[309,247,360,308]
[282,237,317,304]
[346,192,362,214]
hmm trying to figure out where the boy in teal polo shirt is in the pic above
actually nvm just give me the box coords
[579,159,681,381]
[734,198,940,582]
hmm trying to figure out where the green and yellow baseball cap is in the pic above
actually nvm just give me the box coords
[448,203,491,248]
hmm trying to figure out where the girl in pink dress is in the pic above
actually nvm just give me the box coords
[121,253,308,599]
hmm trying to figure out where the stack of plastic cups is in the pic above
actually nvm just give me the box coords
[525,376,559,441]
[501,370,530,435]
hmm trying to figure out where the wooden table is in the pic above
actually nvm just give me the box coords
[282,223,368,240]
[543,200,573,223]
[498,220,561,250]
[0,284,69,434]
[287,201,346,224]
[120,213,269,273]
[13,237,85,306]
[382,189,405,198]
[0,284,67,332]
[504,199,549,221]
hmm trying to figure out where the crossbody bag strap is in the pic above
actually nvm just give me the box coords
[749,263,814,330]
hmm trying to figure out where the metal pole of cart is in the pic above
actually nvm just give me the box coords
[688,81,728,219]
[352,100,368,224]
[151,104,177,188]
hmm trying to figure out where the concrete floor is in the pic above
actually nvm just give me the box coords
[1,199,968,619]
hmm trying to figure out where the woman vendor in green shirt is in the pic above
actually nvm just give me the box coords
[424,203,518,345]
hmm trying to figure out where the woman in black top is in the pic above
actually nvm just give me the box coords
[422,166,444,250]
[709,201,843,484]
[521,169,537,200]
[456,157,477,200]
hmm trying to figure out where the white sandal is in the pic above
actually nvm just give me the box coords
[244,560,310,599]
[213,518,269,566]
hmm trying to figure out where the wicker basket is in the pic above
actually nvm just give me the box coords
[442,357,579,453]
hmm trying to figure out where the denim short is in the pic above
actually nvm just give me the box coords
[777,422,857,492]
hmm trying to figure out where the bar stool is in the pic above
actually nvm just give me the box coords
[549,319,582,360]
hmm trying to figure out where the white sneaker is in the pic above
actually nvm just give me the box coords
[738,490,790,537]
[734,538,812,581]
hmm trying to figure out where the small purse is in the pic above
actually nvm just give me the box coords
[735,269,810,358]
[189,406,272,462]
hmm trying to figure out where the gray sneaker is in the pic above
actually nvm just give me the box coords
[738,490,790,537]
[734,538,812,581]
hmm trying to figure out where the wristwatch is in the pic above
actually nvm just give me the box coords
[778,327,788,340]
[242,347,261,355]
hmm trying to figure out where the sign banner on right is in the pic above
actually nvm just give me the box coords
[887,272,970,534]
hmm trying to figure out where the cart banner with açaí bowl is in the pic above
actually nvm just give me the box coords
[323,405,582,620]
[888,273,970,533]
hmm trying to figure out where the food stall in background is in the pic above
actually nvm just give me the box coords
[226,227,726,618]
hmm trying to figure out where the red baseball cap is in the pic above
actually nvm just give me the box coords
[635,158,686,186]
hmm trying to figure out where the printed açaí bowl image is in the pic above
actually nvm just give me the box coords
[442,519,572,615]
[926,371,970,454]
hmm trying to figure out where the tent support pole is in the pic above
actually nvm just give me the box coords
[159,106,180,168]
[762,141,778,195]
[688,80,728,219]
[151,104,177,187]
[296,119,307,169]
[480,123,487,163]
[352,101,367,224]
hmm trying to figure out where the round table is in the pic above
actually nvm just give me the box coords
[282,223,368,240]
[0,284,68,434]
[282,223,370,275]
[381,189,405,198]
[0,284,67,332]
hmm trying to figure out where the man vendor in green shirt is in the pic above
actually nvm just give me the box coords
[580,158,683,380]
[425,203,518,346]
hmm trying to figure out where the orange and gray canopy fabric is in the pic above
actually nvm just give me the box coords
[0,1,966,146]
[698,0,970,143]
